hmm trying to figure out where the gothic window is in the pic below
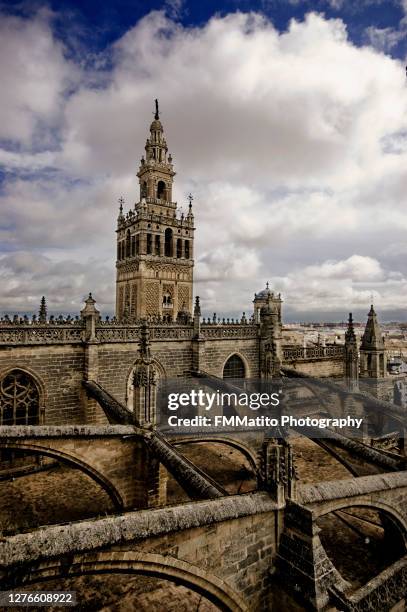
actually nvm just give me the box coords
[223,355,245,379]
[157,181,166,200]
[155,235,160,255]
[165,228,173,257]
[176,238,182,258]
[146,233,152,255]
[117,242,120,260]
[184,240,190,259]
[136,235,140,255]
[141,181,147,199]
[131,235,136,257]
[0,370,40,425]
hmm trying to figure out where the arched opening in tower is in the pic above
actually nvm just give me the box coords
[157,181,166,200]
[165,229,173,257]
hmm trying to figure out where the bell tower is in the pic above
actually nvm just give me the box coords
[116,101,195,321]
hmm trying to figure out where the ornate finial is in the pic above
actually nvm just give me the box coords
[188,193,193,209]
[81,292,99,320]
[194,296,201,316]
[118,196,124,213]
[39,296,47,323]
[345,312,356,342]
[154,99,159,120]
[266,281,269,290]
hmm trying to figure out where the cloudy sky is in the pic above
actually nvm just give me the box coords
[0,0,407,321]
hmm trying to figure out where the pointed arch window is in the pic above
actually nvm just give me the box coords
[223,355,245,379]
[0,370,40,425]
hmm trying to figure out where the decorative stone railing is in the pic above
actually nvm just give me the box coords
[96,324,195,343]
[0,321,197,345]
[0,324,84,345]
[283,345,344,361]
[200,324,258,339]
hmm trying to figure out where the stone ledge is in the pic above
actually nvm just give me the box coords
[0,425,142,438]
[298,470,407,505]
[0,492,278,567]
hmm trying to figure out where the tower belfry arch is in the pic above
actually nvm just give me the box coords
[115,101,195,321]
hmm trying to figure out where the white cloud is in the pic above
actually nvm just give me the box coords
[268,256,407,313]
[0,8,78,146]
[365,25,405,53]
[1,10,407,317]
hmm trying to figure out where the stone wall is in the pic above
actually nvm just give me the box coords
[286,358,344,377]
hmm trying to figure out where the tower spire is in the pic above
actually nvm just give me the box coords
[360,304,386,378]
[155,99,159,120]
[344,312,359,390]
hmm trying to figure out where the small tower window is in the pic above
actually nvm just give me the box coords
[141,181,147,199]
[131,235,136,257]
[176,238,182,258]
[135,235,140,255]
[185,240,190,259]
[157,181,166,200]
[117,242,120,260]
[146,233,152,255]
[126,230,131,258]
[163,293,172,307]
[155,235,160,255]
[165,228,173,257]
